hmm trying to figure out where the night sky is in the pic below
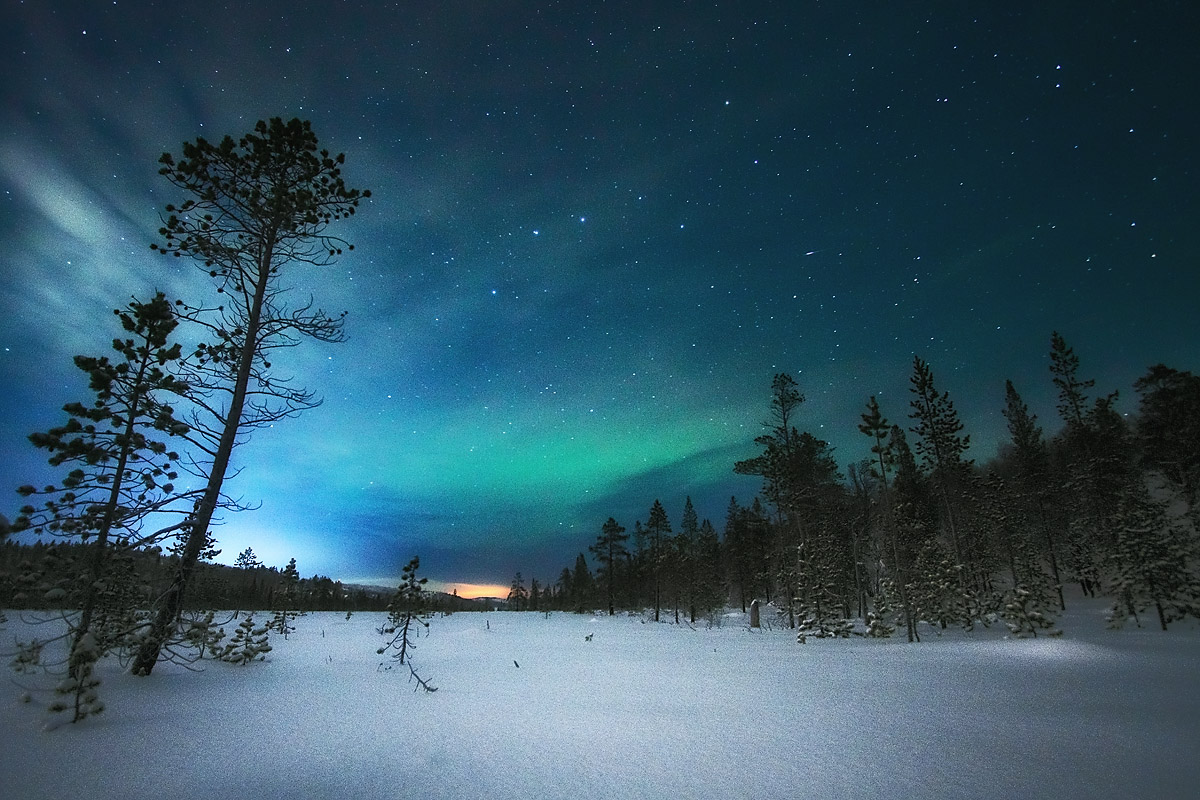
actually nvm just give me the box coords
[2,2,1197,594]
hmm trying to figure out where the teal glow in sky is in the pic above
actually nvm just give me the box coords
[2,2,1198,586]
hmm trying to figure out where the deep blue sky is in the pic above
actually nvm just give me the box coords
[2,2,1197,590]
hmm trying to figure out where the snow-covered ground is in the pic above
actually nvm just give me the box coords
[2,598,1198,800]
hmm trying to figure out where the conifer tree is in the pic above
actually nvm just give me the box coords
[590,518,629,615]
[859,396,917,641]
[507,572,528,611]
[271,558,300,639]
[1002,380,1065,609]
[1000,585,1062,638]
[234,547,263,570]
[133,118,370,675]
[746,497,776,602]
[846,460,874,620]
[676,497,700,623]
[14,293,192,699]
[735,373,846,631]
[1134,364,1200,507]
[88,543,144,657]
[908,357,981,626]
[1106,484,1199,630]
[232,546,265,613]
[570,553,594,613]
[377,557,437,692]
[908,357,972,562]
[694,518,726,621]
[865,578,897,638]
[644,500,672,621]
[49,631,104,725]
[556,567,574,611]
[907,537,964,632]
[219,614,272,664]
[975,472,1060,634]
[183,610,227,659]
[722,497,753,612]
[1047,334,1139,596]
[1049,331,1094,431]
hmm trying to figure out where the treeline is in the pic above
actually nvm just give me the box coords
[0,541,493,616]
[534,333,1200,640]
[0,541,397,613]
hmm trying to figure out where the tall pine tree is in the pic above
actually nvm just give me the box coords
[133,118,370,675]
[590,518,629,616]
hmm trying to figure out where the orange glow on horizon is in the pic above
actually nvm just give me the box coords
[442,582,510,600]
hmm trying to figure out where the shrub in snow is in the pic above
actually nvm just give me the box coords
[270,607,296,640]
[796,610,853,644]
[1001,585,1061,638]
[865,579,897,638]
[48,631,104,724]
[10,638,45,674]
[219,615,272,664]
[184,611,228,659]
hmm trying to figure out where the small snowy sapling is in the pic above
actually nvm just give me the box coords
[377,556,437,692]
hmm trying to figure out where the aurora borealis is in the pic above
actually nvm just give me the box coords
[2,2,1198,590]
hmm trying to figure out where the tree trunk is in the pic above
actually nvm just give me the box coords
[131,254,272,676]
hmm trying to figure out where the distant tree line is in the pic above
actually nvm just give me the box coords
[0,542,402,614]
[536,334,1200,640]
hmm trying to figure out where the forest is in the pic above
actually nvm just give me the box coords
[530,344,1200,641]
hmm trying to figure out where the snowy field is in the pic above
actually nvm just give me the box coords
[2,598,1199,800]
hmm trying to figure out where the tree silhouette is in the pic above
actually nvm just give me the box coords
[590,517,629,615]
[132,118,369,675]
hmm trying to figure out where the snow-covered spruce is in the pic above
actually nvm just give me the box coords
[184,611,228,659]
[1001,585,1062,638]
[219,615,272,665]
[48,631,104,725]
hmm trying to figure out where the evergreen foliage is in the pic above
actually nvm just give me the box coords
[1134,364,1200,506]
[865,578,897,638]
[590,518,629,616]
[219,615,272,664]
[1105,484,1199,630]
[859,396,918,641]
[693,518,726,622]
[377,557,436,692]
[13,293,191,688]
[507,572,529,611]
[908,356,974,601]
[271,558,300,639]
[184,610,227,660]
[643,500,672,621]
[1049,331,1094,430]
[570,553,594,614]
[1000,585,1062,639]
[49,631,104,724]
[1002,380,1065,609]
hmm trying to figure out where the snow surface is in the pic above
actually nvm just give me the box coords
[2,598,1198,800]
